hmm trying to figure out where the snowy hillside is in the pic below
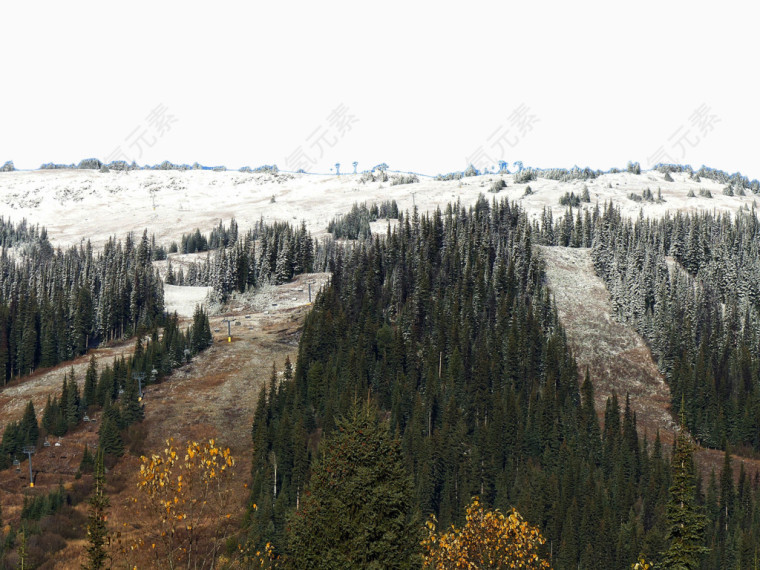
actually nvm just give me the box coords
[0,167,756,249]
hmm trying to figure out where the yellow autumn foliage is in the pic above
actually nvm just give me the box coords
[632,554,653,569]
[421,498,551,569]
[126,438,237,569]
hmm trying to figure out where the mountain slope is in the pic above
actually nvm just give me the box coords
[0,168,754,249]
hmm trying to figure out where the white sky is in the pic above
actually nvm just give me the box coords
[1,1,758,178]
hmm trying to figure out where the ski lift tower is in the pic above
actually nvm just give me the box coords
[22,446,35,487]
[222,318,233,343]
[132,372,145,399]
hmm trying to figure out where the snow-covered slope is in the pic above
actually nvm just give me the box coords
[0,168,755,249]
[163,284,214,316]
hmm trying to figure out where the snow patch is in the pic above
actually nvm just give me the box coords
[164,284,213,317]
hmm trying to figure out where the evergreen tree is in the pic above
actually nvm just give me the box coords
[83,355,98,410]
[65,370,82,428]
[41,395,55,435]
[191,305,212,353]
[79,444,95,474]
[165,258,176,285]
[287,402,420,568]
[95,364,115,407]
[662,415,708,568]
[20,400,39,447]
[83,449,110,569]
[120,375,144,427]
[98,402,124,458]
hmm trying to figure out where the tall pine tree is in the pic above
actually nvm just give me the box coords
[287,401,420,569]
[83,449,110,569]
[662,411,708,569]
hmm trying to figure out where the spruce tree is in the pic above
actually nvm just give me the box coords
[79,444,95,474]
[41,395,55,434]
[83,449,110,569]
[65,370,82,428]
[98,402,124,458]
[120,376,144,427]
[191,305,212,353]
[20,400,39,447]
[83,355,98,410]
[287,401,420,568]
[662,414,708,568]
[165,258,176,285]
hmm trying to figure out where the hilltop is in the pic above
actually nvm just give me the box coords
[0,165,757,250]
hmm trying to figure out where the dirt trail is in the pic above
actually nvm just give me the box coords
[541,245,760,480]
[139,274,329,453]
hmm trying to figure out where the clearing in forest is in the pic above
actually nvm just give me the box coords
[541,245,760,480]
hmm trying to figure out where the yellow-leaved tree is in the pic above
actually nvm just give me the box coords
[632,554,653,569]
[421,497,551,569]
[127,438,237,569]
